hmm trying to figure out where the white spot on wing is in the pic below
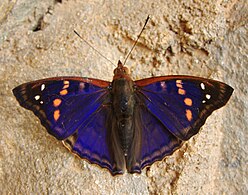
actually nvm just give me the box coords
[34,95,40,100]
[41,84,45,91]
[200,83,205,90]
[206,94,211,99]
[202,100,206,103]
[40,101,44,104]
[160,81,166,90]
[79,82,85,91]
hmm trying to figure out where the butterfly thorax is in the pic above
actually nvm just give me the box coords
[111,61,135,156]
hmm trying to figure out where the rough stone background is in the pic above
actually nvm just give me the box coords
[0,0,247,194]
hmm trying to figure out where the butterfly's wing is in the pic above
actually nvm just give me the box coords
[129,76,233,172]
[13,77,123,175]
[127,105,182,173]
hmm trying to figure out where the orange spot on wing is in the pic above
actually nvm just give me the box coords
[53,99,62,107]
[186,109,193,121]
[176,80,183,88]
[63,84,69,89]
[184,98,192,106]
[178,88,186,95]
[63,80,70,89]
[60,89,68,95]
[54,110,60,121]
[64,80,69,85]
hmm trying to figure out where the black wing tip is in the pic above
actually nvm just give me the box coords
[225,84,234,98]
[218,83,234,107]
[12,84,32,110]
[12,84,22,98]
[183,84,234,141]
[13,83,61,141]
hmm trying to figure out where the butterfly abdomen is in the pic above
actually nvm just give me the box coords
[111,78,136,156]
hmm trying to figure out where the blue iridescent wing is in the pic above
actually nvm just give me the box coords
[62,104,124,175]
[130,76,233,172]
[13,77,122,175]
[127,105,182,173]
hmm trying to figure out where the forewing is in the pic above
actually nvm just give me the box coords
[135,75,233,140]
[13,77,121,174]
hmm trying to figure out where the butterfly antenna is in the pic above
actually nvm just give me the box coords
[74,30,116,66]
[123,15,150,66]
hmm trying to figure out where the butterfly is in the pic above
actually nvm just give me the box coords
[13,59,233,175]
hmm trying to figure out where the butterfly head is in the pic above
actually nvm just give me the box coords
[113,60,131,80]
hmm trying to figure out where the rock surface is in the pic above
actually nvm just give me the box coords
[0,0,247,194]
